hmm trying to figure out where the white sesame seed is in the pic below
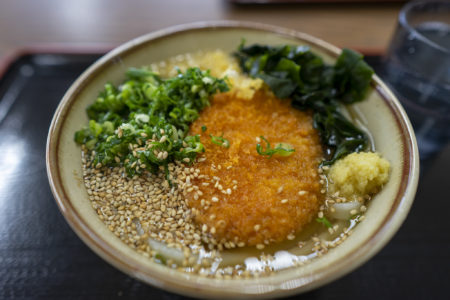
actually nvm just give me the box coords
[256,244,265,250]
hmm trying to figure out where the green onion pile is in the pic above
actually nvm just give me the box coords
[74,67,228,177]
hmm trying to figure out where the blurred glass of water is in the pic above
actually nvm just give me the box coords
[382,0,450,161]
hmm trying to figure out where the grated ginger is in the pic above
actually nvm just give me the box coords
[327,152,390,202]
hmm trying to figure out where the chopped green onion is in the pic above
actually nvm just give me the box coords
[201,125,207,132]
[74,67,229,178]
[256,136,295,158]
[316,216,332,228]
[210,134,230,148]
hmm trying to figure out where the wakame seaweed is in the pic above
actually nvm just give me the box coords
[235,43,374,165]
[75,67,228,177]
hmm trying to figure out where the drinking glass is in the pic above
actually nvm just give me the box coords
[382,0,450,162]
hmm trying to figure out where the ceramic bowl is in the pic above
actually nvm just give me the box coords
[46,21,419,299]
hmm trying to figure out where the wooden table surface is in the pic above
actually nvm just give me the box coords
[0,0,403,60]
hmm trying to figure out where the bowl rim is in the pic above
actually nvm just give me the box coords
[46,20,419,299]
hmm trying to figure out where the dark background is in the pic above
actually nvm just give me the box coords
[0,53,448,299]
